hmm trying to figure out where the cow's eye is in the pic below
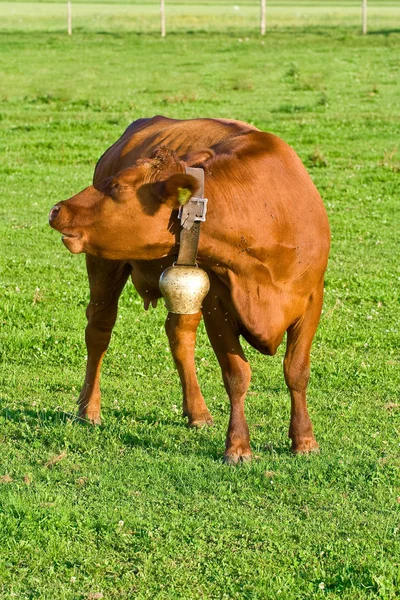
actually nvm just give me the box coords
[110,184,126,202]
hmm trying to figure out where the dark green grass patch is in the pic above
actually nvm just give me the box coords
[1,5,400,599]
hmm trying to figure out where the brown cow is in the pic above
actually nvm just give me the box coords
[49,116,330,463]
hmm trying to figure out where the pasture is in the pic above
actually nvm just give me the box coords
[0,1,399,598]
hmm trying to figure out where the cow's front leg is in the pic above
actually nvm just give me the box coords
[203,302,252,464]
[165,312,213,427]
[284,281,324,453]
[78,256,131,424]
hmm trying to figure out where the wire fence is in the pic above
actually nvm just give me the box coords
[1,1,398,36]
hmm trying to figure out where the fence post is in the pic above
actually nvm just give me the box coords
[161,0,166,37]
[260,0,266,35]
[67,0,72,35]
[362,0,367,34]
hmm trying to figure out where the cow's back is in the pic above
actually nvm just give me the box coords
[94,116,259,182]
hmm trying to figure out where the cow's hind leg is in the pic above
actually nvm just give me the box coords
[165,312,213,427]
[203,299,252,464]
[78,256,131,424]
[284,281,324,454]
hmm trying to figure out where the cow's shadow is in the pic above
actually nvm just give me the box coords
[105,408,290,458]
[0,405,289,460]
[109,408,226,461]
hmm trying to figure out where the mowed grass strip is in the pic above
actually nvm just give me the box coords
[1,0,400,34]
[0,4,399,599]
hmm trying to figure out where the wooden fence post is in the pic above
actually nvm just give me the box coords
[161,0,166,37]
[67,0,72,36]
[260,0,266,35]
[362,0,367,35]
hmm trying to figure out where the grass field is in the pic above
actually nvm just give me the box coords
[1,1,400,598]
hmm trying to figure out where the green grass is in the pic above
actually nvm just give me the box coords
[1,2,400,599]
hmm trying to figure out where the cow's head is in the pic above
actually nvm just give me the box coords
[48,148,199,260]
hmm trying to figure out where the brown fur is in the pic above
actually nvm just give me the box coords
[49,116,330,462]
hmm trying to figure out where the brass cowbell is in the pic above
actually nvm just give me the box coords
[159,166,210,315]
[159,264,210,315]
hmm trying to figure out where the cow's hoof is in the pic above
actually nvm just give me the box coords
[188,412,214,428]
[291,437,319,454]
[223,451,252,465]
[78,411,101,425]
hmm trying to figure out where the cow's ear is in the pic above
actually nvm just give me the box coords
[155,173,199,210]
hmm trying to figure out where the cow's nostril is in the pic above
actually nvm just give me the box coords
[49,204,61,223]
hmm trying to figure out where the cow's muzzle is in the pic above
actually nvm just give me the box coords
[48,203,85,254]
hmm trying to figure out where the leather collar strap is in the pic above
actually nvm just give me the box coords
[175,167,208,266]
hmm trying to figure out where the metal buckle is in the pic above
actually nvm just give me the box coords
[178,197,208,229]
